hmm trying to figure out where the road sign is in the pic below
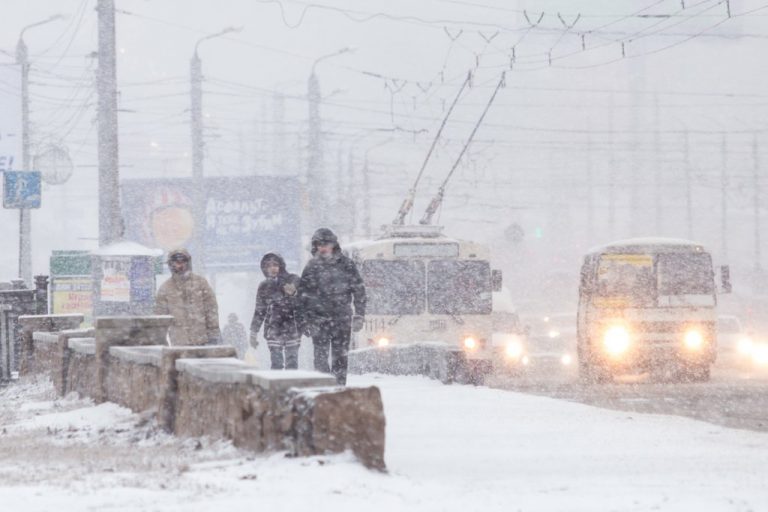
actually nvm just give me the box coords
[3,171,41,209]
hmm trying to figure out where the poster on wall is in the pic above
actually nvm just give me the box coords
[121,176,302,272]
[52,277,93,323]
[100,257,131,302]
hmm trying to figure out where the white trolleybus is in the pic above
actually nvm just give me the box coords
[577,238,731,383]
[346,225,519,378]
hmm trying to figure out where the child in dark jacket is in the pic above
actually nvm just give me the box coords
[250,253,302,369]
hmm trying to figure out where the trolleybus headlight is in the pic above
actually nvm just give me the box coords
[463,336,478,350]
[737,337,754,355]
[377,337,390,348]
[752,343,768,365]
[603,326,631,356]
[505,339,524,359]
[683,329,704,350]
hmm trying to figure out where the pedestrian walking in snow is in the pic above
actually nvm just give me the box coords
[222,313,247,359]
[299,228,366,385]
[250,253,303,369]
[154,248,221,346]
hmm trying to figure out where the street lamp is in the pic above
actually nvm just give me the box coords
[16,14,64,284]
[189,26,241,274]
[306,47,354,230]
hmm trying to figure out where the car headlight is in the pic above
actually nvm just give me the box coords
[463,336,478,350]
[737,337,754,355]
[548,329,560,339]
[376,337,390,348]
[561,354,573,366]
[752,343,768,365]
[683,329,704,350]
[603,326,631,356]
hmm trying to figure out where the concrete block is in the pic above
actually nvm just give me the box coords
[291,385,387,471]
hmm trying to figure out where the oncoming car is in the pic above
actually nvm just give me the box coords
[717,315,768,371]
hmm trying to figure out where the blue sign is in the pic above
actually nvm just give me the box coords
[3,171,41,209]
[121,176,302,272]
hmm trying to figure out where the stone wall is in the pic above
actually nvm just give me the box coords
[22,315,387,470]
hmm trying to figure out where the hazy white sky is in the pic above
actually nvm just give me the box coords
[1,0,768,279]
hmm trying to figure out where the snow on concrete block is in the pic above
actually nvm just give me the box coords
[69,338,96,355]
[95,316,173,347]
[244,370,336,392]
[175,357,251,384]
[109,346,164,367]
[32,332,59,344]
[291,385,387,471]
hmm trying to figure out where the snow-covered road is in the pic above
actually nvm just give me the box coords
[1,374,766,511]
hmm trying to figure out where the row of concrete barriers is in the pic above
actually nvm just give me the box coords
[17,314,386,471]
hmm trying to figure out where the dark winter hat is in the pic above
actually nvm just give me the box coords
[311,228,338,246]
[310,228,340,255]
[167,248,191,263]
[260,252,286,277]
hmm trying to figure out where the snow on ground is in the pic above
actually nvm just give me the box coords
[1,374,767,511]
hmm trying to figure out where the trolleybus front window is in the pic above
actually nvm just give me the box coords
[428,260,492,315]
[657,253,714,296]
[362,260,425,315]
[596,254,655,307]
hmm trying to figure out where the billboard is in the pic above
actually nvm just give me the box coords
[0,64,21,174]
[122,176,302,272]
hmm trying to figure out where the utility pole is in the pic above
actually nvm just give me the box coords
[347,149,356,239]
[16,15,62,283]
[753,133,761,271]
[97,0,121,246]
[306,48,352,229]
[272,92,285,175]
[721,133,728,261]
[585,135,594,245]
[607,114,616,240]
[683,131,693,240]
[16,36,31,283]
[362,156,371,237]
[190,27,239,272]
[654,94,662,234]
[190,47,204,268]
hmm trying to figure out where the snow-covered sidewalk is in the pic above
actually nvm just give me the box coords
[0,374,766,511]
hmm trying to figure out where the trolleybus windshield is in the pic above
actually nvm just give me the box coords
[428,260,492,315]
[657,253,714,296]
[596,254,655,307]
[361,260,425,315]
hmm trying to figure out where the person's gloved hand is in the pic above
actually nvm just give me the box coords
[249,332,259,349]
[352,315,365,333]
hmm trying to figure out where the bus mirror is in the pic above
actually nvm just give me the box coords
[491,269,503,292]
[720,265,732,294]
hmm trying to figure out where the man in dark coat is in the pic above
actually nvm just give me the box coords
[250,253,302,370]
[299,228,366,385]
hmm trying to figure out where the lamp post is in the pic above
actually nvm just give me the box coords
[306,48,353,229]
[190,26,240,273]
[16,14,64,284]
